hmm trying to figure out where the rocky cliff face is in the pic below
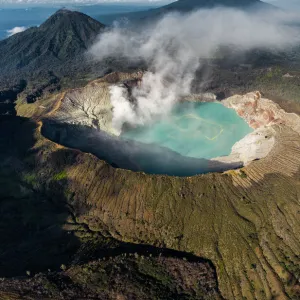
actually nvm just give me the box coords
[52,72,143,136]
[223,91,300,132]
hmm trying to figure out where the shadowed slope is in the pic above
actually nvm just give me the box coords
[0,117,221,299]
[0,116,81,277]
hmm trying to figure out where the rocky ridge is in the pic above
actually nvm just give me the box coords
[45,74,300,171]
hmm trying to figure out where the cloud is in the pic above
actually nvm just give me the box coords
[89,8,300,131]
[7,26,27,36]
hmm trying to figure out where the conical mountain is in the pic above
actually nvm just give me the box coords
[0,9,105,80]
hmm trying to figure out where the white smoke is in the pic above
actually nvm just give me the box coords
[90,8,300,131]
[7,26,27,37]
[110,84,137,131]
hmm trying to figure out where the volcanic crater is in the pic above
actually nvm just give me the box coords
[13,71,300,299]
[41,72,300,178]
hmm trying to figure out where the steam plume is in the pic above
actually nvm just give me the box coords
[89,8,300,132]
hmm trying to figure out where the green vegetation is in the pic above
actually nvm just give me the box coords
[0,254,220,299]
[239,170,247,178]
[264,66,282,79]
[138,259,172,285]
[53,170,68,181]
[0,9,105,94]
[23,173,37,185]
[253,67,300,106]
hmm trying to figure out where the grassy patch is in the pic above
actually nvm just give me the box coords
[53,170,68,181]
[264,67,282,79]
[23,173,37,185]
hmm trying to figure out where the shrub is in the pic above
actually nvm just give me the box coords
[53,170,68,181]
[239,170,247,178]
[23,173,37,185]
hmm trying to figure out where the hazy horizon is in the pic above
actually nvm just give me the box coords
[0,0,171,8]
[0,0,300,11]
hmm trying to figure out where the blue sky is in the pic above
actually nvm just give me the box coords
[0,0,171,4]
[0,0,299,10]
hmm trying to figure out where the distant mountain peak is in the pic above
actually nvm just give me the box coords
[0,10,105,81]
[40,8,104,30]
[99,0,275,25]
[175,0,260,3]
[162,0,271,11]
[55,8,73,13]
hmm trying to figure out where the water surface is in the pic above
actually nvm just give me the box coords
[122,102,252,160]
[42,102,252,177]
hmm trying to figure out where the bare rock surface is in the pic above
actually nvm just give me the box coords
[222,91,300,133]
[212,126,275,165]
[213,91,300,166]
[53,71,143,136]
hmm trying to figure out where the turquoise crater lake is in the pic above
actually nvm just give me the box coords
[43,102,254,177]
[122,102,253,161]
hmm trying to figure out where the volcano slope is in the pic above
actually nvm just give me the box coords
[0,117,221,299]
[6,71,300,299]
